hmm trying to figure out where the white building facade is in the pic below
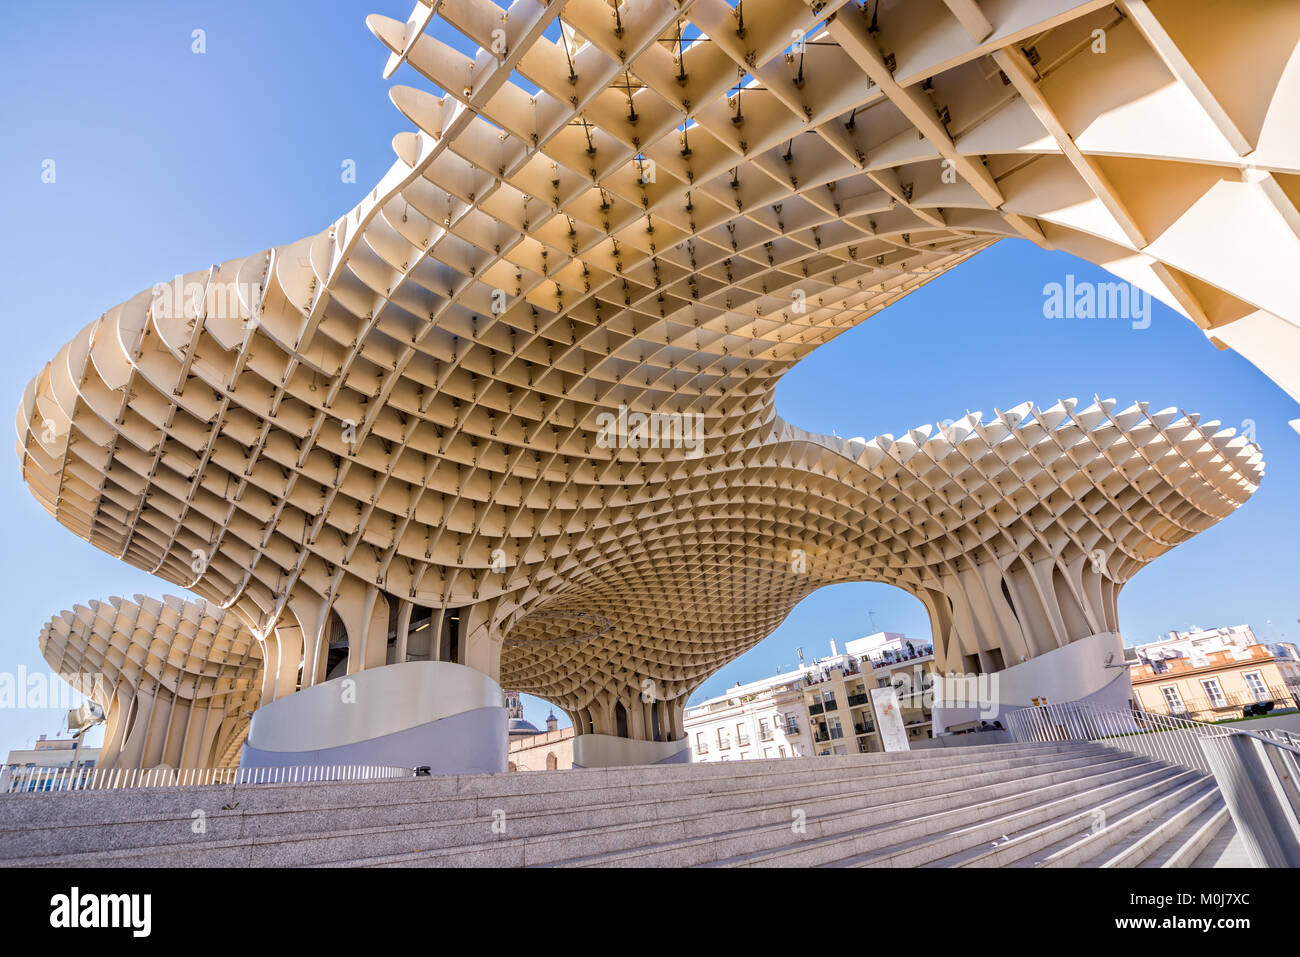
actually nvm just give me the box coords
[685,634,937,762]
[685,671,814,763]
[1129,625,1300,709]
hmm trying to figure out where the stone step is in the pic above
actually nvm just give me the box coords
[0,741,1084,831]
[1,742,1236,869]
[719,761,1186,868]
[1141,797,1228,868]
[542,754,1156,868]
[1084,779,1221,868]
[1031,778,1210,868]
[340,751,1142,868]
[0,744,1093,861]
[1191,819,1252,867]
[6,747,1118,867]
[929,768,1203,868]
[978,772,1212,869]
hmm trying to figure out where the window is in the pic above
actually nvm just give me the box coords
[758,717,772,741]
[695,732,708,754]
[736,723,750,747]
[828,716,844,740]
[1243,672,1269,701]
[1201,678,1227,709]
[1160,685,1186,714]
[778,746,786,757]
[821,691,838,711]
[717,728,730,749]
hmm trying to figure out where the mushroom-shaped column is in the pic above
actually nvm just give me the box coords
[39,595,261,770]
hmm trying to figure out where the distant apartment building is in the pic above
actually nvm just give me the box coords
[1129,625,1300,721]
[684,669,813,763]
[684,633,936,762]
[2,735,101,792]
[843,632,936,745]
[5,734,100,769]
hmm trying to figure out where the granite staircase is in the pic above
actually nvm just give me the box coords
[0,741,1247,867]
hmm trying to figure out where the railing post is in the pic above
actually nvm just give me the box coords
[1198,734,1300,867]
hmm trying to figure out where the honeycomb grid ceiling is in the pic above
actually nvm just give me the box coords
[16,0,1283,732]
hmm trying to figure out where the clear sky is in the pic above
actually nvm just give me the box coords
[1,1,1296,754]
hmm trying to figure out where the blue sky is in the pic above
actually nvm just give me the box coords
[1,1,1296,752]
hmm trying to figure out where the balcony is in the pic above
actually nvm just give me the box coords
[696,743,709,754]
[1155,684,1297,722]
[808,702,824,716]
[737,734,751,747]
[870,647,935,669]
[759,730,773,742]
[784,722,799,736]
[847,693,870,707]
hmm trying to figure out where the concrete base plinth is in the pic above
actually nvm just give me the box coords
[240,661,507,774]
[932,632,1132,733]
[571,733,691,768]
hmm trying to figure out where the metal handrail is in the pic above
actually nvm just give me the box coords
[1007,701,1300,866]
[1263,728,1300,750]
[1005,701,1300,775]
[0,763,413,794]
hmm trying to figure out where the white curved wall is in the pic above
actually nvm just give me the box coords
[933,631,1132,731]
[248,660,501,752]
[243,661,507,774]
[572,733,691,769]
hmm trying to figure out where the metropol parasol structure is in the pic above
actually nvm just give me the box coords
[16,0,1291,771]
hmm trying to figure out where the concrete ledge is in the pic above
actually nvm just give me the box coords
[571,733,691,768]
[242,705,507,774]
[912,729,1012,749]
